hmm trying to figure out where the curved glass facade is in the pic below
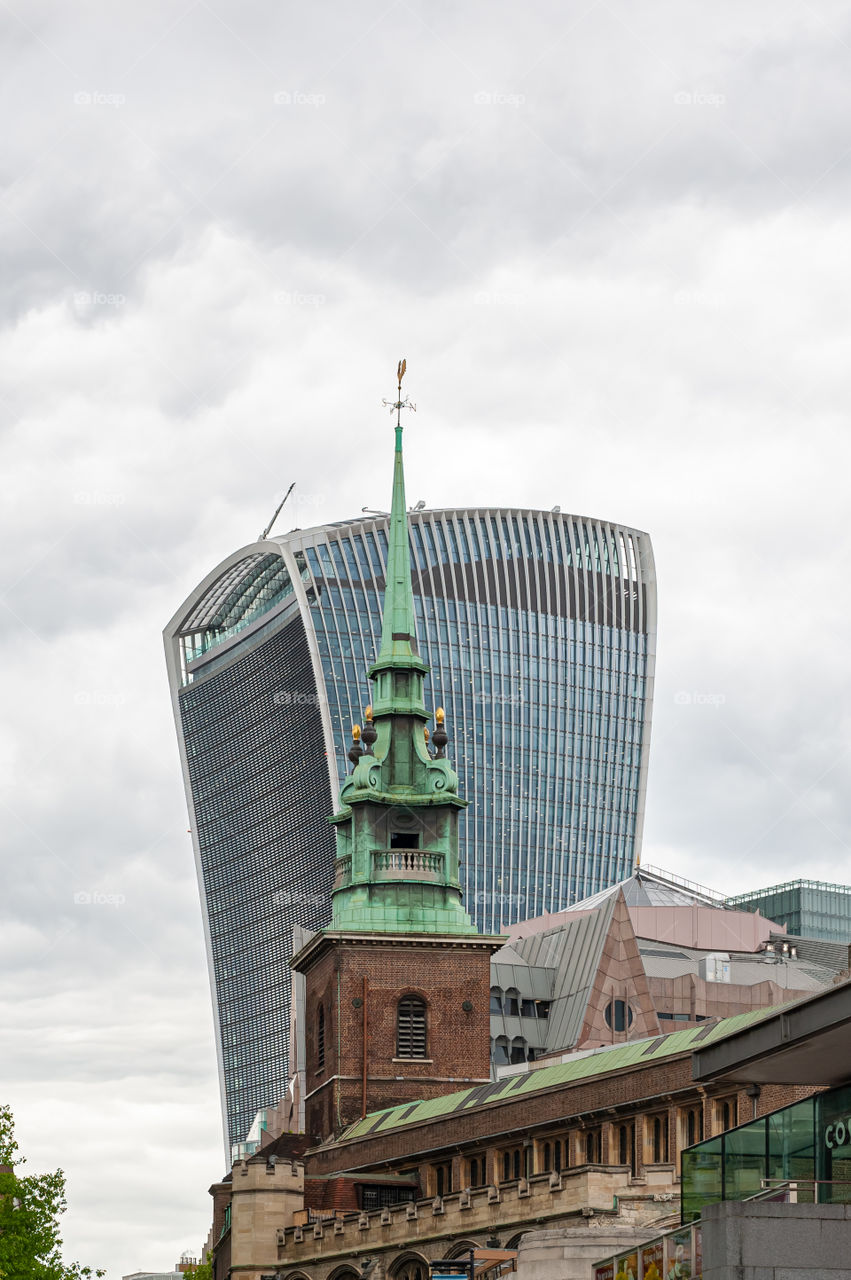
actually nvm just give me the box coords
[164,507,656,1154]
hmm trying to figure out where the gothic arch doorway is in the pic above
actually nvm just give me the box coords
[388,1251,428,1280]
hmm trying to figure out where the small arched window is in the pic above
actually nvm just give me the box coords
[492,1036,509,1066]
[317,1005,325,1071]
[510,1036,527,1064]
[502,1151,510,1181]
[543,1142,551,1172]
[505,988,520,1016]
[512,1149,521,1180]
[397,996,427,1058]
[490,986,504,1014]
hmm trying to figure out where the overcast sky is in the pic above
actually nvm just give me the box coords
[2,0,851,1272]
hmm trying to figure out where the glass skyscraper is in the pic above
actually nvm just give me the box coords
[164,507,657,1153]
[726,879,851,943]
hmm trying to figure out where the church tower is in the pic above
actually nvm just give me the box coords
[292,363,502,1143]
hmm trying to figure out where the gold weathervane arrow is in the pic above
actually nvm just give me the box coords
[383,357,416,423]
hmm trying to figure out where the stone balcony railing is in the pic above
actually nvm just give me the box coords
[372,849,444,880]
[332,850,445,890]
[276,1167,679,1269]
[333,856,352,889]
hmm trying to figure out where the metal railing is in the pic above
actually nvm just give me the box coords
[755,1178,851,1206]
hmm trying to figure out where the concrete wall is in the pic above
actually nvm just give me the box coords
[701,1200,851,1279]
[515,1224,668,1280]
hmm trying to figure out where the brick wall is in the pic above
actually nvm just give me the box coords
[301,934,494,1141]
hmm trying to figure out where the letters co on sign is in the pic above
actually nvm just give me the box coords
[824,1119,851,1149]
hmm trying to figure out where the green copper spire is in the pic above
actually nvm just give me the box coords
[372,359,428,685]
[326,360,477,936]
[376,417,419,665]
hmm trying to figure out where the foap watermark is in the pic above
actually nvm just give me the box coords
[474,90,525,107]
[74,290,126,309]
[672,289,723,308]
[273,290,326,307]
[273,890,325,907]
[475,891,526,908]
[74,90,126,107]
[73,690,127,708]
[73,490,126,507]
[674,90,726,107]
[273,90,325,107]
[473,290,526,307]
[291,490,327,511]
[476,691,524,706]
[674,691,726,707]
[273,690,325,707]
[73,891,126,906]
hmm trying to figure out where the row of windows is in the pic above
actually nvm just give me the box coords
[489,987,550,1018]
[425,1099,740,1195]
[305,512,645,587]
[308,566,649,937]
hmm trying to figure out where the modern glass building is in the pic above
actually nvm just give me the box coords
[164,506,656,1153]
[726,880,851,944]
[681,1082,851,1222]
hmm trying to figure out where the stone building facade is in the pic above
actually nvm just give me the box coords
[207,1015,818,1280]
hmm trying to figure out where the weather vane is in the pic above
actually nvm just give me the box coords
[382,357,416,427]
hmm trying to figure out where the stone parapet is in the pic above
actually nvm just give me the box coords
[276,1168,678,1275]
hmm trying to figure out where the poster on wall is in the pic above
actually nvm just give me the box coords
[615,1252,638,1280]
[641,1239,664,1280]
[692,1225,702,1280]
[665,1229,692,1279]
[594,1263,614,1280]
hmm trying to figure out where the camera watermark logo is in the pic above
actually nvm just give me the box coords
[73,891,126,906]
[74,91,126,107]
[73,690,127,707]
[475,691,524,707]
[272,290,326,307]
[273,90,326,107]
[474,91,525,107]
[672,289,722,308]
[273,690,324,707]
[674,90,726,107]
[273,890,325,907]
[475,891,526,908]
[74,291,126,309]
[291,490,326,511]
[473,291,526,307]
[73,491,126,507]
[674,691,726,707]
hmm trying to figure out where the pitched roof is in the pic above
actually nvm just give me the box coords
[507,894,617,1051]
[338,1006,777,1142]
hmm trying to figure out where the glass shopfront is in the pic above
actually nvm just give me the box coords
[682,1084,851,1222]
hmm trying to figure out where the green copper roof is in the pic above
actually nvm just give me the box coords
[326,392,477,937]
[338,1007,779,1141]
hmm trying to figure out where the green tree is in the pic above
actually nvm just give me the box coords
[183,1257,212,1280]
[0,1104,104,1280]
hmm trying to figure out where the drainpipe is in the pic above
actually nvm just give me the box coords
[362,976,369,1118]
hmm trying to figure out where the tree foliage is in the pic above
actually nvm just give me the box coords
[0,1105,104,1280]
[183,1257,212,1280]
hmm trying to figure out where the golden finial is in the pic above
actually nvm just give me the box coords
[383,359,416,422]
[424,726,430,741]
[435,707,445,724]
[365,705,373,721]
[352,724,361,740]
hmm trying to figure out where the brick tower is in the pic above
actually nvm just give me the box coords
[292,363,502,1144]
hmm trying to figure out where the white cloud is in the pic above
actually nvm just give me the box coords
[3,1,851,1274]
